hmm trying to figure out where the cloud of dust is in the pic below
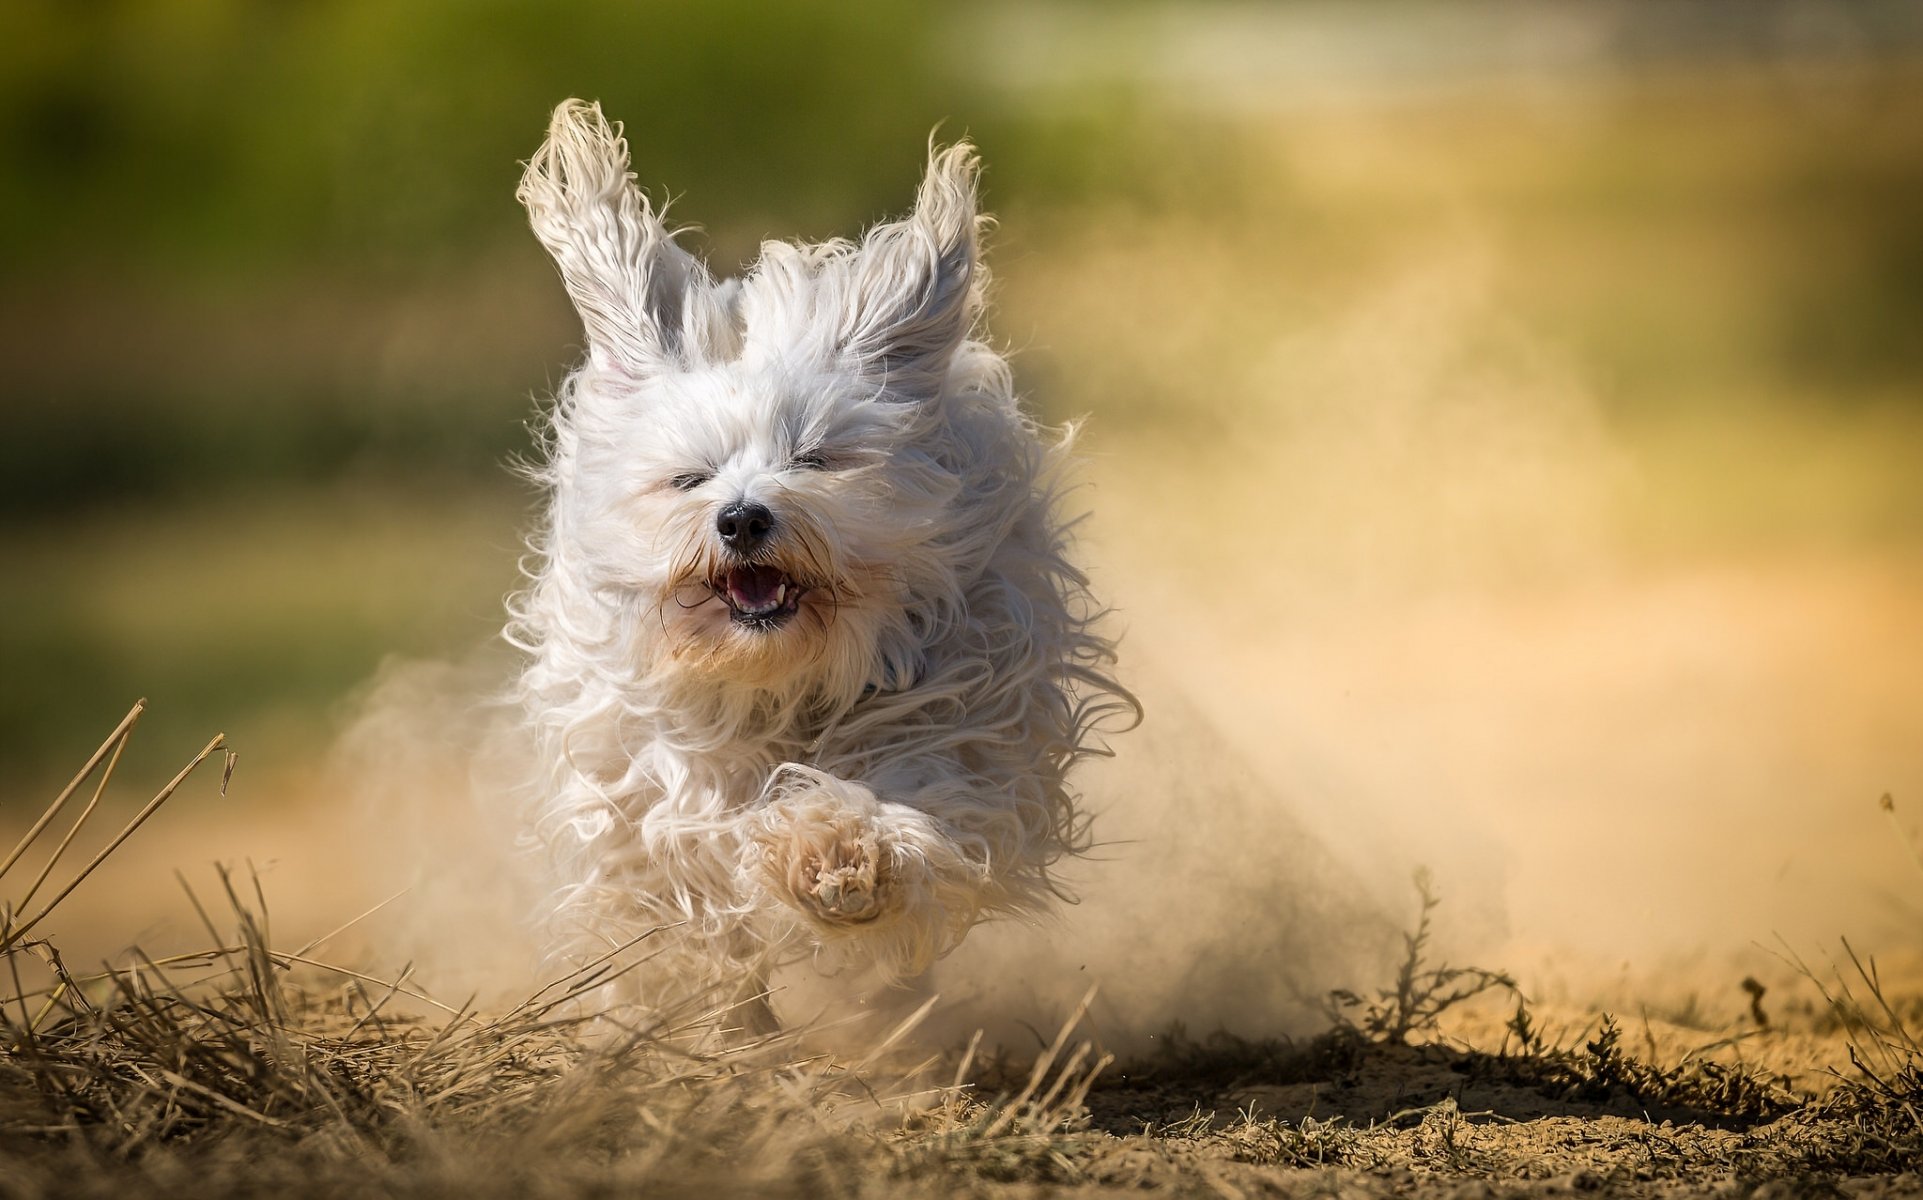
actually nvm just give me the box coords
[329,653,550,1009]
[327,240,1921,1054]
[895,246,1622,1052]
[916,237,1923,1047]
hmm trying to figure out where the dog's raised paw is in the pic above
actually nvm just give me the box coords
[753,770,893,928]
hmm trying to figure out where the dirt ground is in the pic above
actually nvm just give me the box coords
[1,941,1914,1199]
[1042,1012,1918,1199]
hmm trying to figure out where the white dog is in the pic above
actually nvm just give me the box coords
[508,100,1132,1023]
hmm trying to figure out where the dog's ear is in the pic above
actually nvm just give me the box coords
[836,141,984,396]
[518,100,729,376]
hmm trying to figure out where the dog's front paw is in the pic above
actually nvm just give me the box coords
[751,769,891,928]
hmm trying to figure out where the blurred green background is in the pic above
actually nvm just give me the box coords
[3,0,1921,798]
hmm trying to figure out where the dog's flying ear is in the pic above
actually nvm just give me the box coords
[518,100,729,375]
[837,142,984,396]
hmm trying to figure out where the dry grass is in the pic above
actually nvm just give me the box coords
[0,706,1918,1197]
[0,705,1122,1198]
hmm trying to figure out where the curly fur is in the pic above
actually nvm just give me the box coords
[508,100,1134,1012]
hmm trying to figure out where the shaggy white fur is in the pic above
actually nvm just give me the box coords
[508,100,1133,1021]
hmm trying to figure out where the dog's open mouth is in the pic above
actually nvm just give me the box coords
[713,564,804,628]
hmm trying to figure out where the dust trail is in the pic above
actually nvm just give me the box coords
[328,240,1922,1048]
[987,231,1923,1025]
[868,248,1615,1054]
[329,653,548,1008]
[896,678,1410,1057]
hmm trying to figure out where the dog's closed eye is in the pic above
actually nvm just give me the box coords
[669,471,713,492]
[790,451,830,472]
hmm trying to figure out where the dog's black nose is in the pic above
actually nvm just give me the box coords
[715,501,774,552]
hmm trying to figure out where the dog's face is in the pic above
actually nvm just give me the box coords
[571,355,956,690]
[520,103,981,694]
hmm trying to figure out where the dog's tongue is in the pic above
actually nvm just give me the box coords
[725,565,789,614]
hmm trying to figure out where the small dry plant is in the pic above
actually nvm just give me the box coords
[1771,795,1923,1172]
[1326,868,1518,1045]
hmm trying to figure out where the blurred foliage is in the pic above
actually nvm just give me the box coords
[0,0,952,273]
[0,0,1199,275]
